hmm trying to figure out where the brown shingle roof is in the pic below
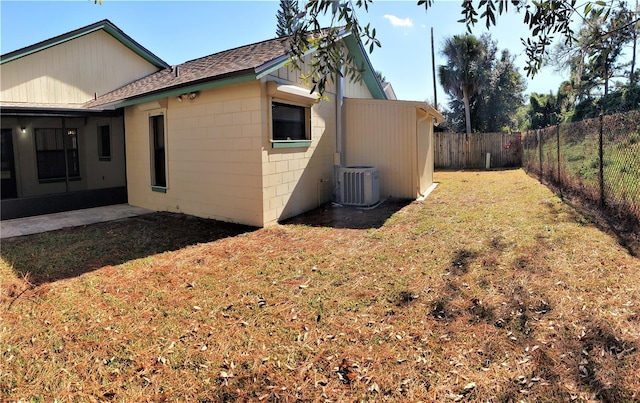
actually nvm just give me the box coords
[86,36,292,108]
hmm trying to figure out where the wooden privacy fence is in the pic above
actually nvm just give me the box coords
[434,132,522,169]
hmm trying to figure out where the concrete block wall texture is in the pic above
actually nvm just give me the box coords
[125,82,265,227]
[125,51,376,227]
[260,53,374,226]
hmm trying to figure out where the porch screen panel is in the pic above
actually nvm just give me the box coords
[35,128,79,180]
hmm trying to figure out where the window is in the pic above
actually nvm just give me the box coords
[34,128,79,181]
[149,114,166,188]
[98,124,111,160]
[271,101,310,142]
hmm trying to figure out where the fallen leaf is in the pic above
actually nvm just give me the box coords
[463,382,476,393]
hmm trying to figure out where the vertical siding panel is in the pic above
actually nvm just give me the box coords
[344,99,431,199]
[1,30,160,104]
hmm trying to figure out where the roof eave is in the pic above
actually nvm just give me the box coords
[255,28,352,80]
[418,103,444,124]
[0,105,122,117]
[343,35,387,100]
[111,70,257,109]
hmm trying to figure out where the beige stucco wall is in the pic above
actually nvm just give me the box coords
[124,82,265,227]
[0,115,126,198]
[343,99,435,199]
[1,30,159,104]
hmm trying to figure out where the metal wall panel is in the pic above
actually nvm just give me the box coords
[1,31,159,104]
[343,99,434,199]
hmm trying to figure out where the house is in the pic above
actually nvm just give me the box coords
[1,20,443,227]
[0,20,168,220]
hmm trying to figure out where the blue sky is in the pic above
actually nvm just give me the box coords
[1,1,570,107]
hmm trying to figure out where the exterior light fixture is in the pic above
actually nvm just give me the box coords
[176,95,183,102]
[20,127,26,134]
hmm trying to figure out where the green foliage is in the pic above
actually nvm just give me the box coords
[375,70,386,84]
[286,0,380,96]
[523,110,640,224]
[571,84,640,121]
[547,0,637,116]
[276,0,300,38]
[514,104,531,131]
[283,1,636,99]
[419,0,620,78]
[438,34,485,136]
[523,80,585,130]
[443,34,526,133]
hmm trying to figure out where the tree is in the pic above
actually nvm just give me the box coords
[630,0,638,85]
[442,34,526,133]
[276,0,300,38]
[477,49,527,132]
[285,1,639,97]
[527,92,561,129]
[438,35,485,139]
[574,1,635,98]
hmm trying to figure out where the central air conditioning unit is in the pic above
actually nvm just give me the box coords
[340,166,380,206]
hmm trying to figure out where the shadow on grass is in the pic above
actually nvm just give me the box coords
[282,198,412,229]
[1,212,257,285]
[529,172,639,257]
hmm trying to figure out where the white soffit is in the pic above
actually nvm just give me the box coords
[267,81,318,105]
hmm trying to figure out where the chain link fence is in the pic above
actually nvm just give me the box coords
[522,109,640,226]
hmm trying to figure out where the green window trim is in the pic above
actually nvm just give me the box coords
[151,186,167,193]
[271,140,312,149]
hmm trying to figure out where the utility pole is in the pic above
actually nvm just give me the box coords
[631,0,638,85]
[431,27,438,109]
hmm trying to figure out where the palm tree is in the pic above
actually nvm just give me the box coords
[438,35,485,140]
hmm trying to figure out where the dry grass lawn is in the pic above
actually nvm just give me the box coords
[1,170,638,402]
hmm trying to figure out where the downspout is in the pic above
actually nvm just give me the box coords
[334,68,344,202]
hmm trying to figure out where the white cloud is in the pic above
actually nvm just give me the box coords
[383,14,413,28]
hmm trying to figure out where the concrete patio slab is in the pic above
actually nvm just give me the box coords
[0,205,154,239]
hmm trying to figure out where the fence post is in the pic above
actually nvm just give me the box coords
[538,130,543,175]
[599,113,605,207]
[556,124,561,186]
